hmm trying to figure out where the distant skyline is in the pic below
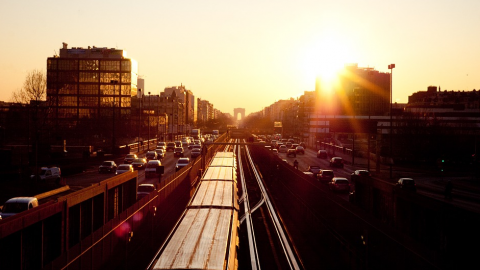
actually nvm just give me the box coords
[1,0,479,115]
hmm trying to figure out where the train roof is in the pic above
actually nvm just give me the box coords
[213,152,235,158]
[190,180,238,209]
[209,157,236,167]
[153,208,238,270]
[202,166,236,182]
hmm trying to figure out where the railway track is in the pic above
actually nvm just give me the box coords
[238,140,303,270]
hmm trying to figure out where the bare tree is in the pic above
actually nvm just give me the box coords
[11,69,47,103]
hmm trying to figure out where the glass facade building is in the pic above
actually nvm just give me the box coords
[46,44,138,143]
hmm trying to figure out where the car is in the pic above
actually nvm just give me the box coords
[175,157,190,171]
[156,142,166,151]
[278,145,288,153]
[286,142,293,148]
[351,170,371,183]
[396,178,417,191]
[131,158,147,170]
[30,166,61,184]
[99,161,117,173]
[307,165,321,175]
[124,154,138,164]
[137,184,156,200]
[145,160,162,178]
[291,143,299,149]
[317,150,327,158]
[146,151,158,161]
[174,147,184,157]
[328,177,351,193]
[295,146,305,154]
[175,141,183,148]
[287,149,297,157]
[181,138,190,146]
[0,197,39,219]
[191,144,202,150]
[166,142,176,152]
[317,170,334,182]
[155,148,165,159]
[116,164,134,175]
[329,157,344,168]
[191,148,202,158]
[272,149,279,155]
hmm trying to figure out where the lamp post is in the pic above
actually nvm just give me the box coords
[148,91,151,150]
[388,64,395,179]
[110,80,118,154]
[137,89,142,153]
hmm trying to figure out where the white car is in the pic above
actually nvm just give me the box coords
[30,167,61,184]
[175,157,190,171]
[0,197,38,219]
[116,164,134,175]
[145,160,162,178]
[278,145,288,153]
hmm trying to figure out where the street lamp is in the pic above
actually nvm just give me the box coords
[388,64,395,179]
[137,89,142,153]
[148,91,151,150]
[110,80,118,154]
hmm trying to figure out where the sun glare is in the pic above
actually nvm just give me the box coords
[298,32,354,95]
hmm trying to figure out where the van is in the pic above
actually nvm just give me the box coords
[0,197,39,219]
[31,167,61,184]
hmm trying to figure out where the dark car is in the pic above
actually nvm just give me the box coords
[328,177,351,193]
[131,158,147,170]
[99,161,117,173]
[307,165,321,175]
[124,154,138,164]
[166,142,176,152]
[174,147,184,157]
[295,146,305,154]
[396,178,417,191]
[191,148,202,158]
[351,170,371,182]
[329,157,344,168]
[175,157,190,171]
[317,150,327,158]
[137,184,156,200]
[286,149,297,157]
[318,170,334,182]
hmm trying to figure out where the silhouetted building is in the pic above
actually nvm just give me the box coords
[316,64,391,116]
[46,43,138,144]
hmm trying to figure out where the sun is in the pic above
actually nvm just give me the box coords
[298,32,354,94]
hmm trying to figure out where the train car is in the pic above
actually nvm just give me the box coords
[150,151,239,270]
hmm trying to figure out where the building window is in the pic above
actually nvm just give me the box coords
[121,60,131,72]
[100,60,120,71]
[80,72,99,83]
[80,60,99,71]
[59,96,78,106]
[121,72,131,83]
[100,72,120,83]
[59,59,78,70]
[79,97,98,107]
[79,84,99,95]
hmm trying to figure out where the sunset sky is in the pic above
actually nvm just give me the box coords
[1,0,479,115]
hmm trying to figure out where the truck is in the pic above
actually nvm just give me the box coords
[191,129,201,140]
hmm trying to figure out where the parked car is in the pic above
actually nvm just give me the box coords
[116,164,134,175]
[307,165,321,175]
[329,157,344,168]
[99,161,117,173]
[317,150,328,158]
[166,142,176,152]
[175,157,190,171]
[191,148,202,158]
[295,146,305,154]
[30,167,61,184]
[351,170,371,182]
[145,160,162,178]
[137,184,156,200]
[146,151,158,161]
[318,170,334,182]
[174,147,184,157]
[124,154,138,164]
[286,149,297,157]
[0,197,39,219]
[279,145,288,153]
[328,177,351,193]
[396,178,417,191]
[131,158,147,170]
